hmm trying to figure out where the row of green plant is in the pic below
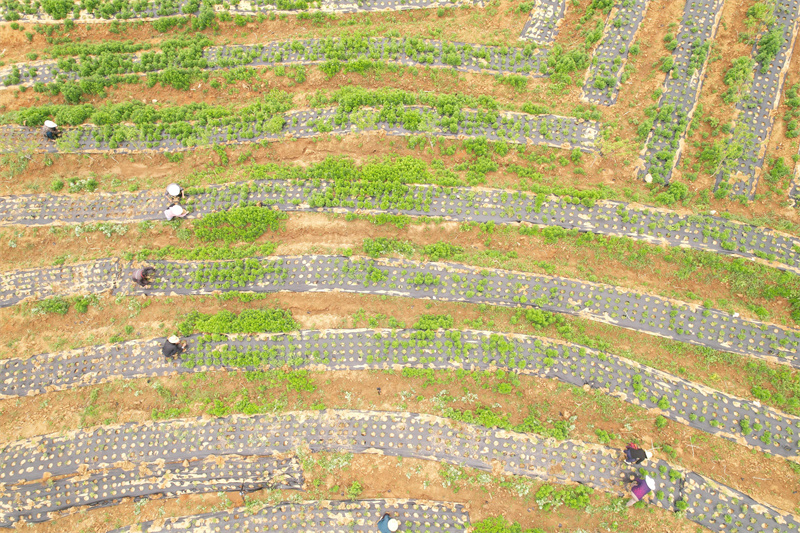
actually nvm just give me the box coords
[177,307,299,335]
[2,86,592,149]
[784,82,800,139]
[24,294,99,316]
[2,88,294,127]
[1,0,315,22]
[9,35,545,102]
[128,243,279,262]
[193,205,287,243]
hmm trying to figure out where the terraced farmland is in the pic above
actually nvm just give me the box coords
[1,0,800,532]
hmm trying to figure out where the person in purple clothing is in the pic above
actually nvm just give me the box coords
[626,475,655,507]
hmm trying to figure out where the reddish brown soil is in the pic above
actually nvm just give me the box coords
[0,363,797,527]
[2,2,800,532]
[0,209,795,326]
[0,286,796,432]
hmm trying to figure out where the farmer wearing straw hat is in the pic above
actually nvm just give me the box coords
[164,204,188,220]
[377,513,400,533]
[162,335,187,361]
[165,183,185,205]
[42,120,61,140]
[626,475,656,507]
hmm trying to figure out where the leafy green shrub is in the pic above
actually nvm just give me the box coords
[73,295,97,313]
[422,242,463,261]
[345,480,363,499]
[30,296,70,315]
[595,428,615,444]
[362,237,414,258]
[654,181,688,206]
[524,308,565,329]
[472,517,544,533]
[193,206,287,243]
[178,308,299,335]
[68,177,99,193]
[413,314,454,330]
[784,83,800,138]
[722,57,755,104]
[497,74,527,91]
[535,484,593,511]
[41,0,73,19]
[756,27,784,73]
[152,16,188,32]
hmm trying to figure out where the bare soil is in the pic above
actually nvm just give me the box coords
[0,209,796,326]
[0,360,798,525]
[0,286,796,433]
[2,2,800,532]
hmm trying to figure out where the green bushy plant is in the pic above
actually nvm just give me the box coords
[178,308,299,335]
[193,206,287,243]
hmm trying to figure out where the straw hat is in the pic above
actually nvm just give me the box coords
[169,204,185,216]
[388,519,399,532]
[645,476,655,490]
[168,335,180,344]
[167,183,181,196]
[44,120,57,128]
[645,451,653,459]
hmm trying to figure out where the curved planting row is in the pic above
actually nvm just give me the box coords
[0,0,476,23]
[0,107,599,154]
[0,455,302,527]
[0,410,796,533]
[713,0,800,199]
[2,255,799,365]
[0,258,120,307]
[2,328,797,458]
[0,37,546,90]
[3,178,800,274]
[581,0,650,105]
[108,499,470,533]
[518,0,566,46]
[636,0,723,185]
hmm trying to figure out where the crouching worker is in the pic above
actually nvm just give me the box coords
[131,266,156,288]
[42,120,62,140]
[626,475,655,507]
[166,183,185,204]
[377,513,400,533]
[622,443,652,465]
[162,335,187,361]
[164,204,188,220]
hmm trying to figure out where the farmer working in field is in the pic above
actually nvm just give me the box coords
[162,335,187,361]
[165,183,185,204]
[42,120,61,140]
[131,266,157,287]
[377,513,400,533]
[626,475,655,507]
[622,443,652,465]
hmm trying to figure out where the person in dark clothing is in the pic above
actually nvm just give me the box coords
[131,267,157,287]
[377,513,399,533]
[42,120,61,140]
[623,444,653,465]
[162,335,187,360]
